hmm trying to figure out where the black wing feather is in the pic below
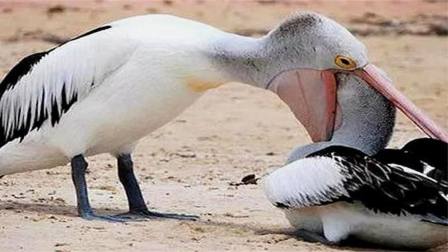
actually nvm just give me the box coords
[309,146,447,223]
[0,25,111,147]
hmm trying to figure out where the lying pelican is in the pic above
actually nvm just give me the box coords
[0,12,446,221]
[263,74,448,249]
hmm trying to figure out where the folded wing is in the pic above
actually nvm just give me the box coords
[0,24,135,147]
[263,146,448,225]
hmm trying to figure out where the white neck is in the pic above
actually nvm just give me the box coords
[207,33,278,88]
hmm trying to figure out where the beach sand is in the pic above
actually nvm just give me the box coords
[0,1,447,251]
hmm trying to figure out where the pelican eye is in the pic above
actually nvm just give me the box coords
[335,55,357,70]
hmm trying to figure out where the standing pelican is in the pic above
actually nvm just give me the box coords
[1,12,446,221]
[263,74,448,249]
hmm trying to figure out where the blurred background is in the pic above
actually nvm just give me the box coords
[0,1,446,251]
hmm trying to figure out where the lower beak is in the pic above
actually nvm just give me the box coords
[355,64,448,142]
[268,69,339,142]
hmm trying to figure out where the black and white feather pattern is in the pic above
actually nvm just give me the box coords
[0,25,135,147]
[374,138,448,186]
[263,146,448,225]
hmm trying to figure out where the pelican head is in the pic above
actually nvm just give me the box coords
[213,11,447,143]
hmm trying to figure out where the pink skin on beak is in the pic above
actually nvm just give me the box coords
[269,64,448,143]
[355,64,448,142]
[268,69,339,142]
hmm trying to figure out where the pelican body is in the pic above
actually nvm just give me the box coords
[1,12,446,221]
[0,16,230,174]
[265,143,447,249]
[263,74,448,249]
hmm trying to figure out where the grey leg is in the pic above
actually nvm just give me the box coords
[71,155,125,222]
[116,154,198,221]
[117,154,146,211]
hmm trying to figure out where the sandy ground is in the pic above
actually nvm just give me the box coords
[0,1,447,251]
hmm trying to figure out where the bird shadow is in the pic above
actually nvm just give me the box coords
[0,201,429,251]
[203,220,420,252]
[0,201,121,217]
[255,227,424,252]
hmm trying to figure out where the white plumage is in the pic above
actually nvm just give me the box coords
[263,157,350,208]
[0,15,229,174]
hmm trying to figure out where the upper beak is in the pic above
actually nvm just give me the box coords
[355,64,448,142]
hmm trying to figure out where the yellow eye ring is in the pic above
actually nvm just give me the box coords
[335,55,357,70]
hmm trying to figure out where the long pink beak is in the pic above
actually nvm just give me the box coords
[268,64,448,143]
[355,64,448,142]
